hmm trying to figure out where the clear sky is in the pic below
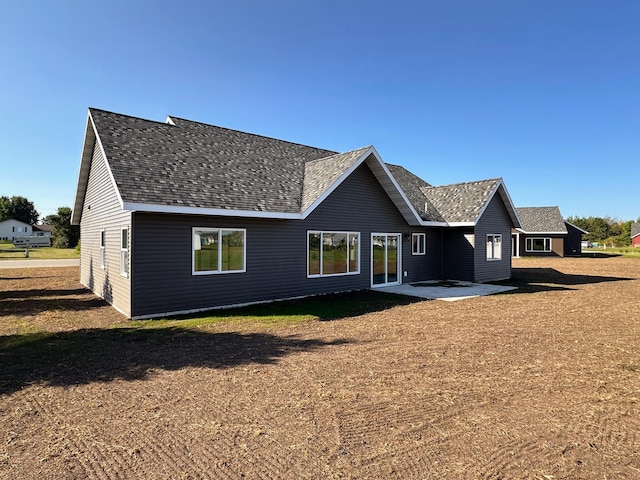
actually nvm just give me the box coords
[1,1,638,221]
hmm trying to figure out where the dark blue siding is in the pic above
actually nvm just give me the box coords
[131,164,439,318]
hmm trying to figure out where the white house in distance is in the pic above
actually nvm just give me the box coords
[0,218,33,241]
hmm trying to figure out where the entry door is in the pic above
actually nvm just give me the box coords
[371,233,402,286]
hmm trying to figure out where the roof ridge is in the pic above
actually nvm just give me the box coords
[89,107,172,127]
[422,177,502,190]
[167,115,338,156]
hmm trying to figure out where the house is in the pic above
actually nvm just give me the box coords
[71,108,521,319]
[631,222,640,248]
[33,224,53,238]
[512,206,586,257]
[0,218,33,241]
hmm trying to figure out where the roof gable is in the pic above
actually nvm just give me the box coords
[631,222,640,239]
[0,218,32,228]
[516,206,568,234]
[417,178,520,226]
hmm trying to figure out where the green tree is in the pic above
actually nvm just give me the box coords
[44,207,79,248]
[0,195,39,224]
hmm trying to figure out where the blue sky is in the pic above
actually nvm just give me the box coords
[1,1,638,221]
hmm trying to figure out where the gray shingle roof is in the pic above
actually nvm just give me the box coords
[631,222,640,239]
[386,164,438,220]
[516,206,568,233]
[420,179,503,223]
[301,147,372,211]
[90,109,339,213]
[74,108,520,229]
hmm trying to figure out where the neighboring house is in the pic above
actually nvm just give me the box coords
[632,223,640,248]
[512,206,585,257]
[0,218,33,241]
[71,108,521,319]
[33,224,53,238]
[564,221,588,256]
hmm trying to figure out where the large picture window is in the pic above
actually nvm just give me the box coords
[526,237,552,252]
[193,228,246,274]
[486,234,502,261]
[308,231,360,277]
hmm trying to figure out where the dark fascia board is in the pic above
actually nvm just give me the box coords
[564,220,589,234]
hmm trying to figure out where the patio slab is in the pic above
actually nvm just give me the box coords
[376,280,517,301]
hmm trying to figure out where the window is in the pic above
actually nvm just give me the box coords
[308,231,360,277]
[99,229,106,269]
[193,228,246,274]
[412,233,426,255]
[120,227,129,277]
[486,234,502,261]
[526,237,552,252]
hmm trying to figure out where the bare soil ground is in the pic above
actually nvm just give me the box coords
[1,256,639,479]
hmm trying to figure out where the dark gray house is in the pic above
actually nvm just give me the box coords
[512,206,586,257]
[71,108,520,319]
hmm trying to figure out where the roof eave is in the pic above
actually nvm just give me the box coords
[123,202,305,219]
[71,112,96,225]
[515,229,569,235]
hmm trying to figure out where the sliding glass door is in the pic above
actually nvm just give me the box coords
[371,233,401,286]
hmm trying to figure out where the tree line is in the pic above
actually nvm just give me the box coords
[0,195,79,248]
[566,215,640,247]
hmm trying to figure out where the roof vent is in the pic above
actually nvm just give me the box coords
[165,116,176,126]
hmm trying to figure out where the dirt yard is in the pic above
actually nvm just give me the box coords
[1,256,639,479]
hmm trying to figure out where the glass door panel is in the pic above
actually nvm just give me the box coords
[371,234,401,286]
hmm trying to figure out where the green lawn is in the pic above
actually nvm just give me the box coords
[0,245,79,260]
[583,247,640,258]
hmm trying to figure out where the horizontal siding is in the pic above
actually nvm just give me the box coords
[131,164,441,317]
[474,195,512,283]
[79,141,131,316]
[442,229,475,282]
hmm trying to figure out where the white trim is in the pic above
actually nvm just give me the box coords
[99,229,106,270]
[307,230,361,278]
[120,226,129,278]
[564,221,588,234]
[486,234,502,261]
[90,112,126,211]
[525,237,552,253]
[300,146,423,226]
[516,228,567,235]
[192,227,247,275]
[124,202,303,219]
[411,233,426,255]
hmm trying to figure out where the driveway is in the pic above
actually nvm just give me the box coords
[0,259,80,269]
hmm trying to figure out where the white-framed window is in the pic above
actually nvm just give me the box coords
[120,227,129,277]
[486,234,502,261]
[193,227,246,275]
[411,233,426,255]
[526,237,552,252]
[99,229,106,269]
[308,231,360,277]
